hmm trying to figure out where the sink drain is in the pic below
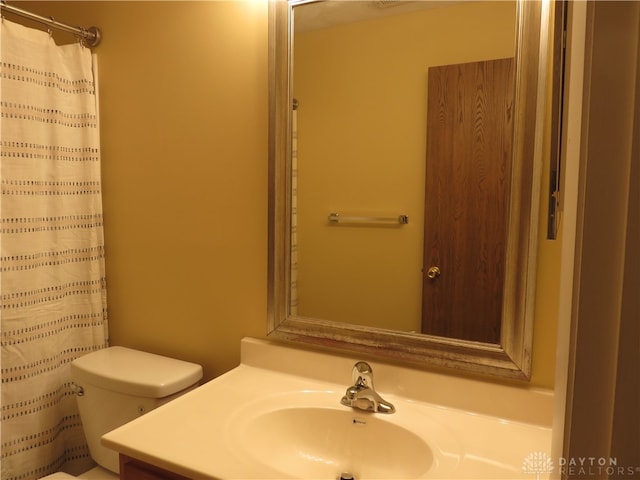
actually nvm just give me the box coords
[339,473,355,480]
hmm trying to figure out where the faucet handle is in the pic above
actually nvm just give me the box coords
[352,361,374,388]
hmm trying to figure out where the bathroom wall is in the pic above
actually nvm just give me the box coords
[561,0,640,466]
[14,1,269,381]
[11,1,558,388]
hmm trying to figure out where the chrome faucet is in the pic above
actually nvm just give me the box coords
[340,361,395,414]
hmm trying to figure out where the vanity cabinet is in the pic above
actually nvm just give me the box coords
[119,454,191,480]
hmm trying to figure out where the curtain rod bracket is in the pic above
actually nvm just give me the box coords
[84,26,101,48]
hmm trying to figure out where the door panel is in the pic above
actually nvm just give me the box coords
[422,57,514,343]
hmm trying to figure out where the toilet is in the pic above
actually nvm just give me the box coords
[41,346,203,479]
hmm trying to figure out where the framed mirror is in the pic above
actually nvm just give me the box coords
[268,0,551,380]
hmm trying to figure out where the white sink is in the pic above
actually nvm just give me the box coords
[236,407,431,478]
[102,338,553,479]
[228,390,461,479]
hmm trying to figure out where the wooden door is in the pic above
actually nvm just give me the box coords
[422,57,514,344]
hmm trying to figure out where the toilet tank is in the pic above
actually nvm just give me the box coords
[70,347,203,473]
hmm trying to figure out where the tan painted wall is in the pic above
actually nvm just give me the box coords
[15,1,269,381]
[10,1,558,388]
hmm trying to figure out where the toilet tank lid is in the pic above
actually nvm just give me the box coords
[71,347,203,398]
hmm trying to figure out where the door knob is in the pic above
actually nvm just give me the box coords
[426,266,441,279]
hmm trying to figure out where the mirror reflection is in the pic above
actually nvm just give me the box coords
[291,1,517,341]
[269,0,549,379]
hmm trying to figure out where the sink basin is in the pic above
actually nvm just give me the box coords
[102,338,553,480]
[227,390,461,479]
[236,406,432,479]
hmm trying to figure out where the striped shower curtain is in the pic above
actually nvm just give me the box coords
[0,20,108,479]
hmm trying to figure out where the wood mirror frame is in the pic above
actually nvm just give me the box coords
[267,0,551,380]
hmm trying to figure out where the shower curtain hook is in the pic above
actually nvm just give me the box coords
[78,27,88,47]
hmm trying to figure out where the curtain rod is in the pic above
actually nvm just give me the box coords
[0,1,101,47]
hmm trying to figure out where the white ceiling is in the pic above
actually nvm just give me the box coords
[293,1,463,33]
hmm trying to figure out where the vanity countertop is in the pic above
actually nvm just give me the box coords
[102,337,553,479]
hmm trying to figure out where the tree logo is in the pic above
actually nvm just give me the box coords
[522,451,554,479]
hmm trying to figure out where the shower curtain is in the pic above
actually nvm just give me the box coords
[0,19,108,479]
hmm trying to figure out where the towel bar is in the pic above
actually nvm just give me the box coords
[328,213,409,225]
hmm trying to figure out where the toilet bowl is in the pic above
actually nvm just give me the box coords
[40,347,203,479]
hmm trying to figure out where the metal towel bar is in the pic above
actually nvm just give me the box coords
[328,213,409,225]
